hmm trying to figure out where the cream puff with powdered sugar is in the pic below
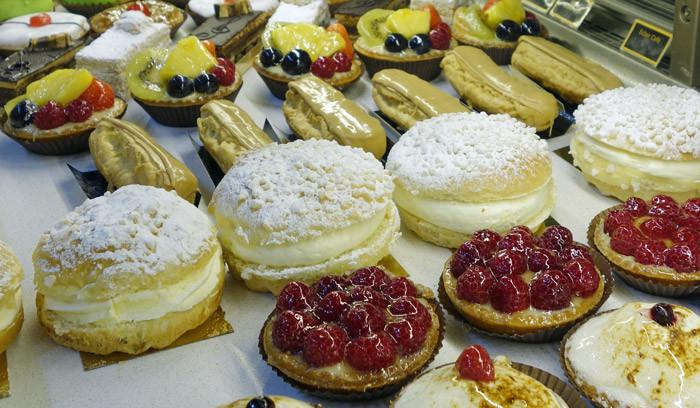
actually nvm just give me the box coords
[386,112,554,248]
[0,241,23,353]
[33,185,224,355]
[209,139,400,294]
[571,84,700,202]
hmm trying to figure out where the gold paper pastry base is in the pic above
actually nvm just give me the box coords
[379,254,409,278]
[0,353,9,398]
[80,307,233,371]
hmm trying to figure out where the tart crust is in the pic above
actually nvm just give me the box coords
[132,71,242,107]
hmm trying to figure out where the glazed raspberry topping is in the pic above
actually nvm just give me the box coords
[64,99,93,123]
[272,269,434,371]
[34,100,67,130]
[451,225,599,313]
[603,196,700,273]
[451,241,487,277]
[471,229,501,256]
[456,345,495,382]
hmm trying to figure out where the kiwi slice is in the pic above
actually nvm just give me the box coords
[127,48,169,101]
[358,9,393,47]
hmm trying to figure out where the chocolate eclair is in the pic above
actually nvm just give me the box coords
[284,76,386,159]
[89,118,199,203]
[511,36,623,104]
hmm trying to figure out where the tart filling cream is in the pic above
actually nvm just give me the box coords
[43,250,223,325]
[394,178,554,234]
[565,303,700,408]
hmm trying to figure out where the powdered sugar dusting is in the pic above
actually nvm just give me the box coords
[386,112,549,197]
[575,84,700,160]
[35,185,216,279]
[210,139,393,245]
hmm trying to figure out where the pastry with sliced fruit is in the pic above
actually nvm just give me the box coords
[354,7,455,81]
[333,0,408,34]
[2,68,126,155]
[259,268,443,399]
[590,195,700,297]
[254,22,363,99]
[126,36,242,127]
[392,345,573,407]
[408,0,469,24]
[89,1,185,36]
[452,0,545,65]
[440,224,611,341]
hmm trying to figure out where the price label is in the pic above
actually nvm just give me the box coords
[620,19,672,67]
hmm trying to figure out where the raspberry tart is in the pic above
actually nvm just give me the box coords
[440,225,611,342]
[259,267,444,399]
[2,68,126,155]
[590,195,700,297]
[254,22,363,99]
[392,344,581,407]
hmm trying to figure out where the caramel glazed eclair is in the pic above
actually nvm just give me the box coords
[371,68,469,130]
[197,99,273,173]
[283,75,387,159]
[33,185,225,355]
[441,46,559,132]
[89,118,199,204]
[209,139,400,294]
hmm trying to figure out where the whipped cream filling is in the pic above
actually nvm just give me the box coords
[566,303,700,408]
[220,208,386,267]
[394,179,554,234]
[43,252,223,324]
[0,291,21,332]
[574,131,700,181]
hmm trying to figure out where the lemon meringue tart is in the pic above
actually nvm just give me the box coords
[0,241,23,353]
[386,112,554,248]
[33,185,225,355]
[210,139,399,294]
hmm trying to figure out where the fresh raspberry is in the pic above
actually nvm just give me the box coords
[451,241,486,277]
[497,228,535,253]
[527,248,561,272]
[563,259,600,297]
[678,214,700,229]
[382,277,417,300]
[33,101,67,130]
[539,226,574,252]
[210,64,235,86]
[64,99,93,123]
[388,296,430,326]
[386,318,428,355]
[649,203,681,218]
[558,244,594,264]
[603,209,634,235]
[639,217,677,239]
[276,281,313,312]
[310,56,337,79]
[610,224,644,256]
[672,227,700,246]
[663,244,697,273]
[456,265,495,303]
[651,194,678,206]
[624,197,649,217]
[78,79,115,111]
[340,302,386,338]
[272,310,317,352]
[455,345,494,381]
[487,249,526,277]
[633,240,666,266]
[332,52,352,72]
[490,274,529,313]
[529,269,573,310]
[345,333,396,371]
[650,303,676,326]
[312,275,350,299]
[348,286,389,308]
[315,291,350,322]
[217,56,235,73]
[350,266,390,290]
[471,229,501,256]
[682,198,700,217]
[302,323,348,367]
[429,27,450,50]
[434,22,451,37]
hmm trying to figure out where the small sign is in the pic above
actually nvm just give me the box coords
[620,19,672,67]
[523,0,556,13]
[549,0,594,29]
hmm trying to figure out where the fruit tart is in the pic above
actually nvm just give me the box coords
[590,195,700,297]
[3,69,126,155]
[354,8,455,81]
[90,0,185,36]
[392,345,581,407]
[126,36,242,127]
[452,0,545,65]
[259,267,444,399]
[254,22,363,99]
[440,225,612,342]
